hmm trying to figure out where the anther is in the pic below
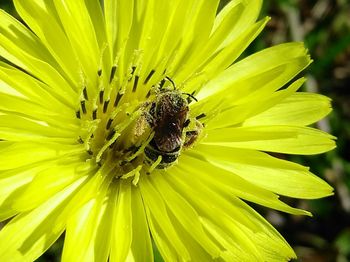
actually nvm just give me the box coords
[97,69,102,76]
[80,100,87,114]
[83,87,88,100]
[159,79,166,89]
[103,100,110,113]
[76,110,81,119]
[106,129,116,141]
[131,66,136,75]
[106,118,113,130]
[109,141,116,149]
[99,90,104,104]
[87,150,93,155]
[183,119,190,128]
[109,66,117,83]
[77,137,84,144]
[114,93,123,107]
[144,69,155,84]
[128,66,136,82]
[132,75,139,92]
[92,109,97,120]
[196,113,206,120]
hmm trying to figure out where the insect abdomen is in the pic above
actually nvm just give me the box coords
[144,144,179,169]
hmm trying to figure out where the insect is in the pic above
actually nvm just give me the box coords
[143,79,203,169]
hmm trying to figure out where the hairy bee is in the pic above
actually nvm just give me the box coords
[143,87,202,169]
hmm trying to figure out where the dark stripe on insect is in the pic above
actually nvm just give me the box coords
[103,100,110,113]
[92,109,97,120]
[80,100,87,114]
[83,87,88,100]
[144,69,155,84]
[196,113,206,120]
[109,66,117,83]
[132,75,139,92]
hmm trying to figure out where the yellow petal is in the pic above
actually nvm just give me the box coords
[62,181,113,262]
[197,42,311,104]
[192,144,333,199]
[12,161,91,212]
[110,181,132,262]
[150,172,221,258]
[0,177,86,262]
[0,142,84,171]
[13,0,80,87]
[0,10,76,99]
[52,0,101,87]
[245,92,332,126]
[179,154,310,215]
[203,78,304,129]
[139,176,190,261]
[204,125,336,155]
[125,187,153,262]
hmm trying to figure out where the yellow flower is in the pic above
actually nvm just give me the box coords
[0,0,335,261]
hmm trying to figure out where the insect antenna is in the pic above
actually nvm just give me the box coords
[183,92,198,103]
[165,76,176,90]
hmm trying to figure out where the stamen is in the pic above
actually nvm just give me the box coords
[125,133,154,162]
[132,75,139,92]
[121,165,142,186]
[110,66,117,83]
[76,110,81,119]
[183,119,190,128]
[106,118,113,130]
[114,92,123,107]
[144,69,155,84]
[106,129,116,141]
[80,100,87,114]
[103,100,110,113]
[92,109,97,120]
[159,79,166,89]
[96,129,120,163]
[196,113,206,120]
[99,90,104,104]
[146,89,151,98]
[83,87,89,100]
[131,66,136,76]
[148,155,162,173]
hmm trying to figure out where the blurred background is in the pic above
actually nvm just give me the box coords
[0,0,349,261]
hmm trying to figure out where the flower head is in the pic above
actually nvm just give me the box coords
[0,0,335,261]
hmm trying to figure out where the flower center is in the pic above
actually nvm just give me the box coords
[74,63,203,184]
